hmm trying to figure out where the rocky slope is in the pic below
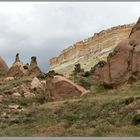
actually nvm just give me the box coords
[49,23,134,77]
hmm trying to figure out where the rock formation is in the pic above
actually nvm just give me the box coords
[31,77,43,90]
[7,53,27,77]
[45,75,90,101]
[8,54,42,77]
[96,17,140,88]
[0,56,8,73]
[29,56,42,77]
[49,23,134,77]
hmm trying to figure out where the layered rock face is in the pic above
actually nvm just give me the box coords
[0,56,8,73]
[8,54,42,77]
[49,23,134,77]
[96,17,140,88]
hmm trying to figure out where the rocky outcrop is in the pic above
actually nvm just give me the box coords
[45,75,90,101]
[29,56,42,77]
[0,56,8,73]
[8,54,42,77]
[96,17,140,88]
[49,23,134,77]
[7,53,27,77]
[31,77,43,90]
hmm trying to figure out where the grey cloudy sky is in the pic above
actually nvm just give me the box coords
[0,2,140,72]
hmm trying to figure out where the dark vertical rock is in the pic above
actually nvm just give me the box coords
[15,53,20,63]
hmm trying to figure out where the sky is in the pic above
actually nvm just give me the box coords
[0,2,140,72]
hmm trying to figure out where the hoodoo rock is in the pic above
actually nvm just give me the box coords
[45,75,90,101]
[29,56,42,77]
[8,54,42,77]
[96,17,140,88]
[7,53,27,77]
[0,56,8,73]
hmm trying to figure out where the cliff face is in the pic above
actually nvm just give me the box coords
[49,23,134,77]
[96,17,140,88]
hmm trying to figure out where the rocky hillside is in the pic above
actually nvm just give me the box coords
[49,23,134,77]
[1,74,140,136]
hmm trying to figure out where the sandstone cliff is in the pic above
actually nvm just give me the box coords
[49,23,134,77]
[96,17,140,88]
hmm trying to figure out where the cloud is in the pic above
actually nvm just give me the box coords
[0,2,140,72]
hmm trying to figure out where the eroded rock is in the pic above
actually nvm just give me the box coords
[7,54,42,77]
[29,56,42,77]
[45,75,90,101]
[96,17,140,88]
[12,92,22,98]
[24,92,35,98]
[31,77,43,90]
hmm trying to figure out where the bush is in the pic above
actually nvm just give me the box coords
[72,63,84,75]
[38,73,46,80]
[82,71,91,77]
[78,78,92,89]
[0,71,7,77]
[45,70,56,78]
[35,94,46,104]
[132,114,140,125]
[90,61,107,73]
[123,97,134,105]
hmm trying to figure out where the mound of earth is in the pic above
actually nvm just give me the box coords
[96,17,140,88]
[45,75,90,101]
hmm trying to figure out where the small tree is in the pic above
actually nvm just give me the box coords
[74,63,81,73]
[90,61,107,73]
[72,63,84,75]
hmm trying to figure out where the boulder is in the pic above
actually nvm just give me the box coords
[5,77,14,81]
[12,92,21,98]
[9,104,20,109]
[0,95,4,101]
[45,75,90,101]
[96,17,140,88]
[31,77,43,90]
[24,92,35,98]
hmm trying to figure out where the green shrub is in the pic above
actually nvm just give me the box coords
[82,71,91,77]
[72,63,84,75]
[123,97,135,105]
[35,94,46,104]
[0,71,7,77]
[78,78,92,89]
[90,61,107,73]
[132,114,140,125]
